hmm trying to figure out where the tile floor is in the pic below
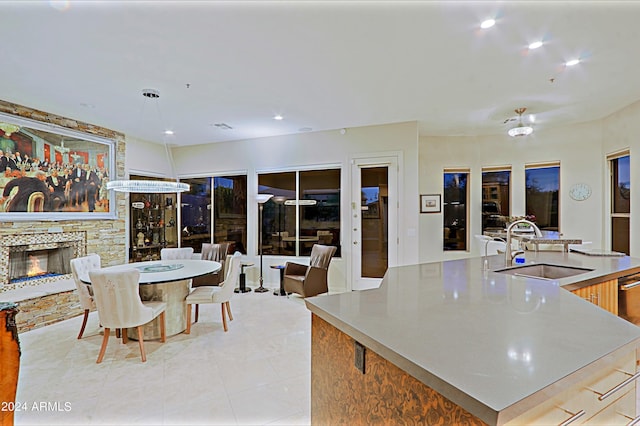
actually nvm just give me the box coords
[14,287,312,425]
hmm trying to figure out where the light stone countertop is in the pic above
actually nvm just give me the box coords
[305,252,640,425]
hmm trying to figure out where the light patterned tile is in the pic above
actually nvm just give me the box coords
[14,290,312,425]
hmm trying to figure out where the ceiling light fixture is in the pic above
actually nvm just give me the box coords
[107,89,190,193]
[507,108,533,137]
[273,114,283,120]
[0,122,21,137]
[565,58,581,67]
[480,19,495,29]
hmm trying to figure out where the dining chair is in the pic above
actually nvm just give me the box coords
[283,244,336,298]
[185,252,242,333]
[192,242,229,287]
[160,247,194,260]
[69,253,101,339]
[88,268,167,363]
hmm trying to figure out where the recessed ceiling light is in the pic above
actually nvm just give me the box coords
[528,41,543,50]
[273,114,284,121]
[480,19,495,29]
[565,59,581,67]
[164,130,174,135]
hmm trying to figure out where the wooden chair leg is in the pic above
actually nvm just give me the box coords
[195,304,199,323]
[122,328,128,344]
[116,329,121,338]
[96,327,110,364]
[160,311,166,343]
[221,304,228,332]
[225,301,233,321]
[137,326,146,362]
[77,309,90,339]
[185,304,192,334]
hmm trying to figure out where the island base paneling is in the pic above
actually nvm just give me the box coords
[571,279,618,315]
[311,314,488,426]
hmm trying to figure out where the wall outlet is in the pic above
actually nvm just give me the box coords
[354,341,365,374]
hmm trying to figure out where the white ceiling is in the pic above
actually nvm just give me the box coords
[2,1,640,146]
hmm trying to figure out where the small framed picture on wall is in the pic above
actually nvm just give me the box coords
[420,194,441,213]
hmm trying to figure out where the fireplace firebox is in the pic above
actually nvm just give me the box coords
[0,231,86,290]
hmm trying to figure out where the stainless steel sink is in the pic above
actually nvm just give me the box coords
[494,263,593,280]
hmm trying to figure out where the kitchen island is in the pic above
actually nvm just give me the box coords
[305,252,640,425]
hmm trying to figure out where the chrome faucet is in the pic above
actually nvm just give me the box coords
[505,219,542,266]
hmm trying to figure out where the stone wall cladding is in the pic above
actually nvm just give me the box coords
[0,99,127,290]
[15,290,82,333]
[0,99,126,327]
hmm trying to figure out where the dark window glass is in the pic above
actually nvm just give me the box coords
[443,172,468,251]
[525,166,559,231]
[180,177,211,252]
[481,170,510,232]
[258,169,341,257]
[612,156,630,214]
[258,172,296,255]
[299,169,341,256]
[213,175,247,254]
[612,155,630,254]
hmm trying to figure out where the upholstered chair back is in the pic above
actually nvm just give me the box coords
[309,244,337,269]
[70,254,101,310]
[89,268,157,329]
[160,247,194,260]
[213,252,242,303]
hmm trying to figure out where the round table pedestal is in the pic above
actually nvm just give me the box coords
[127,279,190,340]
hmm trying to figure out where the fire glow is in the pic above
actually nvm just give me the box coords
[27,255,46,277]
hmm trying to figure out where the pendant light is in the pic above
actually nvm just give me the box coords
[507,108,533,137]
[107,89,190,193]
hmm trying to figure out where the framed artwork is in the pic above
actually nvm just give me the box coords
[0,112,116,221]
[362,200,379,219]
[420,194,441,213]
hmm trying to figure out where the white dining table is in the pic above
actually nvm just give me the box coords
[80,259,221,339]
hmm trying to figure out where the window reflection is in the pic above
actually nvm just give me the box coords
[443,172,468,251]
[525,166,559,231]
[180,177,211,253]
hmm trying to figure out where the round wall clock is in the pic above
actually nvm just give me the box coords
[569,183,592,201]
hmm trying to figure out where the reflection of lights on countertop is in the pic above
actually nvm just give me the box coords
[508,347,532,364]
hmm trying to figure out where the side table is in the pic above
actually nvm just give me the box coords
[271,264,286,296]
[235,262,254,293]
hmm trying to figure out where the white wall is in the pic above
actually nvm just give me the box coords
[419,120,605,263]
[125,136,173,178]
[166,121,420,291]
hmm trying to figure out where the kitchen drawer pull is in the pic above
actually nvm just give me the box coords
[598,370,640,401]
[620,280,640,290]
[628,415,640,426]
[558,409,585,426]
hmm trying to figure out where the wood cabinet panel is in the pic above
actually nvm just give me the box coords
[571,279,618,315]
[311,314,488,426]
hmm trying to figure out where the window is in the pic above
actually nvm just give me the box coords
[525,164,559,231]
[481,168,510,232]
[213,175,247,254]
[610,153,630,254]
[258,168,341,257]
[180,175,248,254]
[443,170,468,251]
[180,177,211,252]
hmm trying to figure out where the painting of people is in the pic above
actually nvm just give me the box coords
[0,116,113,217]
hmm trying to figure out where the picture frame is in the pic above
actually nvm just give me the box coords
[0,112,116,221]
[420,194,441,213]
[362,200,379,219]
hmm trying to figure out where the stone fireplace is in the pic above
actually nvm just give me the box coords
[0,231,86,291]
